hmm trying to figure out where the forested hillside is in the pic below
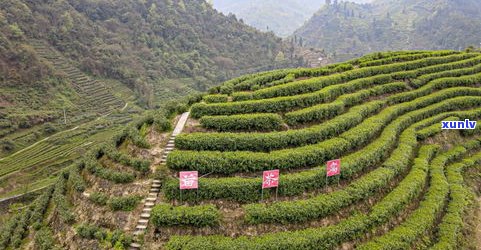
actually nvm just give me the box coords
[0,0,301,199]
[2,0,298,95]
[0,0,300,153]
[294,0,481,61]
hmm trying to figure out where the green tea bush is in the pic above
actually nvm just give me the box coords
[169,94,481,174]
[200,113,283,132]
[89,192,108,206]
[151,204,221,227]
[108,195,142,211]
[203,94,229,103]
[85,158,135,184]
[52,174,75,224]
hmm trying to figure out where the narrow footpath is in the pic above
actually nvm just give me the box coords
[130,112,190,250]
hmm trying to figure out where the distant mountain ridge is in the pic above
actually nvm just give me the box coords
[212,0,323,37]
[212,0,373,37]
[294,0,481,61]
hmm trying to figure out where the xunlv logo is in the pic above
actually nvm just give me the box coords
[441,119,477,130]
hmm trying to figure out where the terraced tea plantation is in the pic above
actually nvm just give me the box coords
[158,50,481,249]
[2,50,481,249]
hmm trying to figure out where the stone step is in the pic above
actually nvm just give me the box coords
[152,180,161,184]
[150,188,160,193]
[151,184,161,188]
[146,197,157,202]
[133,231,143,236]
[143,207,153,212]
[138,219,149,224]
[130,242,141,249]
[148,193,158,197]
[168,140,175,144]
[144,202,155,207]
[140,213,151,218]
[136,225,147,230]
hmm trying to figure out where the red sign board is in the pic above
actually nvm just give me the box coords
[179,171,198,190]
[262,170,279,189]
[326,159,341,177]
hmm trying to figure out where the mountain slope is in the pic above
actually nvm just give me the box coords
[3,50,481,249]
[0,0,300,152]
[212,0,324,37]
[6,0,297,91]
[212,0,373,37]
[0,0,301,198]
[294,0,481,60]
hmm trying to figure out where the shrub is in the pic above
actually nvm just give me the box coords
[284,82,406,125]
[34,227,56,250]
[411,56,481,87]
[10,209,31,248]
[243,143,437,225]
[52,175,75,224]
[169,93,481,175]
[89,192,109,206]
[175,101,384,152]
[151,204,221,227]
[164,104,481,203]
[29,186,54,227]
[0,139,16,152]
[154,115,172,132]
[190,53,475,118]
[358,50,457,67]
[203,94,229,103]
[231,92,253,101]
[164,144,470,250]
[108,195,142,211]
[417,116,458,140]
[76,224,133,248]
[103,146,151,173]
[0,213,21,249]
[430,151,481,249]
[85,158,135,184]
[200,113,284,132]
[358,146,468,249]
[67,163,86,192]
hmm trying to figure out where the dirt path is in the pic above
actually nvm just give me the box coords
[121,102,129,111]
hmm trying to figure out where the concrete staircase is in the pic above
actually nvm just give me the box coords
[130,112,190,250]
[28,39,125,116]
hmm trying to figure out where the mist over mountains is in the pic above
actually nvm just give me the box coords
[212,0,373,37]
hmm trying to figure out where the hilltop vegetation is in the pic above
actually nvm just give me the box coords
[2,0,298,92]
[294,0,481,61]
[2,50,481,249]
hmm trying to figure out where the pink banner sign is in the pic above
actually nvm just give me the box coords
[262,170,279,189]
[326,159,341,177]
[179,171,198,190]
